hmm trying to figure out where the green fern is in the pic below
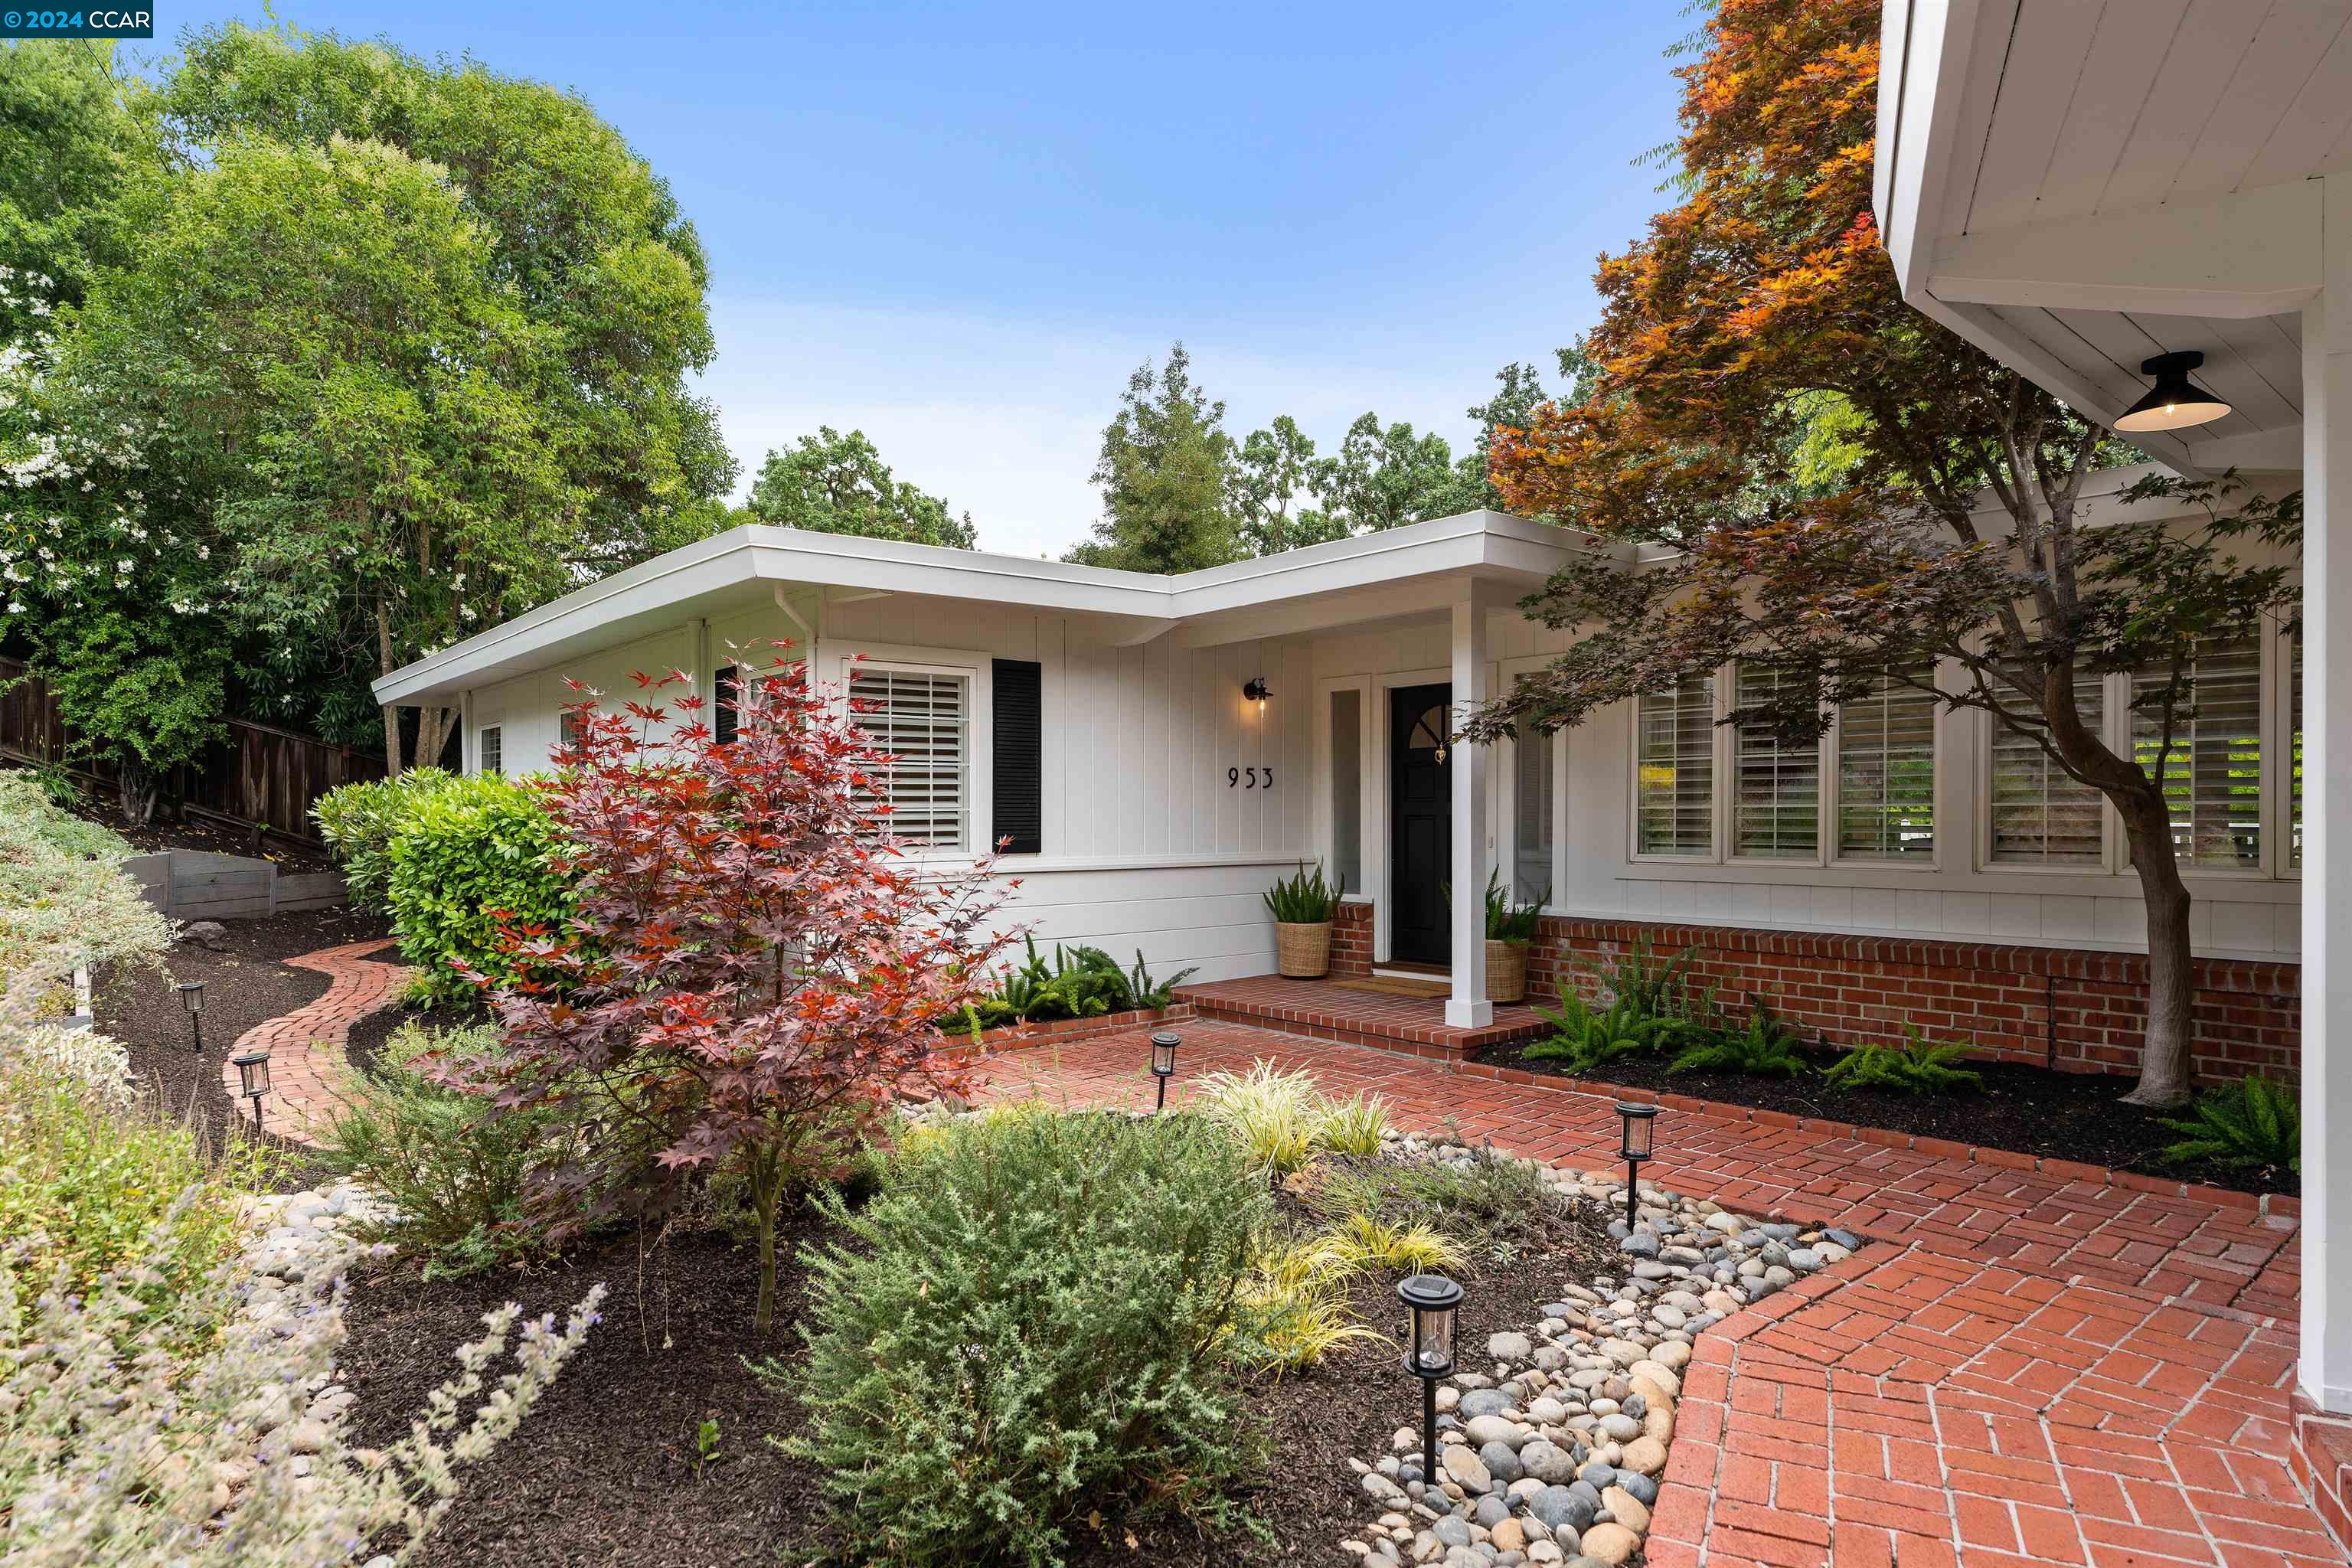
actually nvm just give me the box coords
[1524,985,1687,1074]
[2158,1075,2301,1176]
[1586,935,1712,1026]
[1823,1026,1981,1096]
[1667,1001,1809,1078]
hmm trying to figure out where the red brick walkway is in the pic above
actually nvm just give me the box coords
[219,938,409,1145]
[977,1021,2340,1568]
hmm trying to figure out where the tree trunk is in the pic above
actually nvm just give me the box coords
[116,759,161,828]
[414,706,455,773]
[2119,793,2197,1108]
[381,702,406,778]
[375,593,404,777]
[750,1145,782,1337]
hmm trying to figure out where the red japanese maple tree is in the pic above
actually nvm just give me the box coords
[456,645,1018,1332]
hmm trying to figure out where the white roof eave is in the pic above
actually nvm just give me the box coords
[371,511,1598,707]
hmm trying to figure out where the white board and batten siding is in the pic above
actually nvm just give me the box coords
[463,595,1320,985]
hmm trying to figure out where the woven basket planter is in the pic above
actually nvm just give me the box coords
[1485,939,1529,1004]
[1275,921,1333,979]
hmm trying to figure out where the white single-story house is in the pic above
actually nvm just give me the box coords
[1873,0,2345,1496]
[374,475,2302,1033]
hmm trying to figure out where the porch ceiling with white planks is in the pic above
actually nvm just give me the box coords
[1877,0,2352,474]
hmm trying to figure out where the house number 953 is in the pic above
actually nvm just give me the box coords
[1227,766,1274,789]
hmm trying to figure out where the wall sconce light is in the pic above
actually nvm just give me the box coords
[2115,351,2230,433]
[1243,678,1271,704]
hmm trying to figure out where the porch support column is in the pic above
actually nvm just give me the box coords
[2302,177,2352,1414]
[1446,586,1491,1031]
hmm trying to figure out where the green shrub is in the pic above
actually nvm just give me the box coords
[1314,1091,1394,1155]
[968,937,1197,1028]
[0,1054,268,1317]
[2160,1074,2301,1178]
[312,767,462,914]
[1313,1142,1557,1246]
[1481,868,1544,944]
[1588,934,1714,1026]
[1525,984,1689,1073]
[1823,1026,1982,1096]
[1263,860,1340,924]
[1194,1058,1325,1175]
[775,1110,1269,1566]
[383,773,575,1008]
[0,771,171,982]
[318,1019,574,1278]
[1668,1001,1811,1078]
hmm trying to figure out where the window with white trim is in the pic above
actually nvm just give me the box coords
[1512,675,1553,901]
[1635,672,1714,858]
[849,665,972,851]
[1836,668,1936,861]
[2132,639,2262,869]
[1329,687,1363,895]
[1731,663,1818,859]
[1987,676,2104,866]
[478,724,502,778]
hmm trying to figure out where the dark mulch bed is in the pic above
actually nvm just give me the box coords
[59,786,341,873]
[91,906,391,1192]
[1478,1037,2298,1198]
[336,1160,1622,1568]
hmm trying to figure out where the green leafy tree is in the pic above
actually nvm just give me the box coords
[1066,343,1243,573]
[143,21,733,769]
[1471,0,2298,1106]
[1230,414,1343,555]
[744,426,975,547]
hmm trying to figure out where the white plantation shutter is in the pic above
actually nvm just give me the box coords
[1988,677,2105,865]
[2133,639,2262,868]
[1838,668,1936,860]
[1732,663,1819,859]
[1635,672,1714,857]
[2291,636,2305,873]
[850,666,970,851]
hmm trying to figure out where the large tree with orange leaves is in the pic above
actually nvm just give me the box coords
[1469,0,2297,1106]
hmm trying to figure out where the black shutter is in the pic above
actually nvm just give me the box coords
[714,665,739,745]
[991,659,1043,854]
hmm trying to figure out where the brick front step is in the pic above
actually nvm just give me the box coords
[1174,975,1550,1061]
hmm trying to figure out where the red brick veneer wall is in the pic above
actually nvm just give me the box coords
[1516,916,2298,1086]
[1331,900,1374,978]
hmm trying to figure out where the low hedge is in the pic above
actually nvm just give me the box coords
[381,774,574,1008]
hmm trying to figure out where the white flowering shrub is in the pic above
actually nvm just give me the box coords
[0,1214,605,1566]
[0,769,172,982]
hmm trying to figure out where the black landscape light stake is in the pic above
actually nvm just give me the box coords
[1150,1031,1180,1112]
[1617,1101,1658,1229]
[233,1050,272,1132]
[177,981,207,1055]
[1397,1273,1462,1481]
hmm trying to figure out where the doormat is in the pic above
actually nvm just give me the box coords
[1329,976,1451,1000]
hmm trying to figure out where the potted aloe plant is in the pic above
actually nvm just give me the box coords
[1481,869,1545,1004]
[1263,861,1340,978]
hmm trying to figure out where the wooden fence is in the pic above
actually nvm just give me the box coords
[0,658,386,844]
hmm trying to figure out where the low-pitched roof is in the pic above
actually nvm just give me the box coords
[373,508,1592,706]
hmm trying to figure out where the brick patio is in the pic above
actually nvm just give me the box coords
[218,937,408,1145]
[975,1018,2341,1568]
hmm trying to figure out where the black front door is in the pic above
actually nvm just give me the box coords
[1390,683,1451,965]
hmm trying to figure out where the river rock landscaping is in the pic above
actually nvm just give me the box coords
[1338,1145,1861,1568]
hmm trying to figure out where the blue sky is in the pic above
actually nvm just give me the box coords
[142,2,1691,556]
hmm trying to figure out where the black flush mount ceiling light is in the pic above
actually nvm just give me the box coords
[2114,351,2231,433]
